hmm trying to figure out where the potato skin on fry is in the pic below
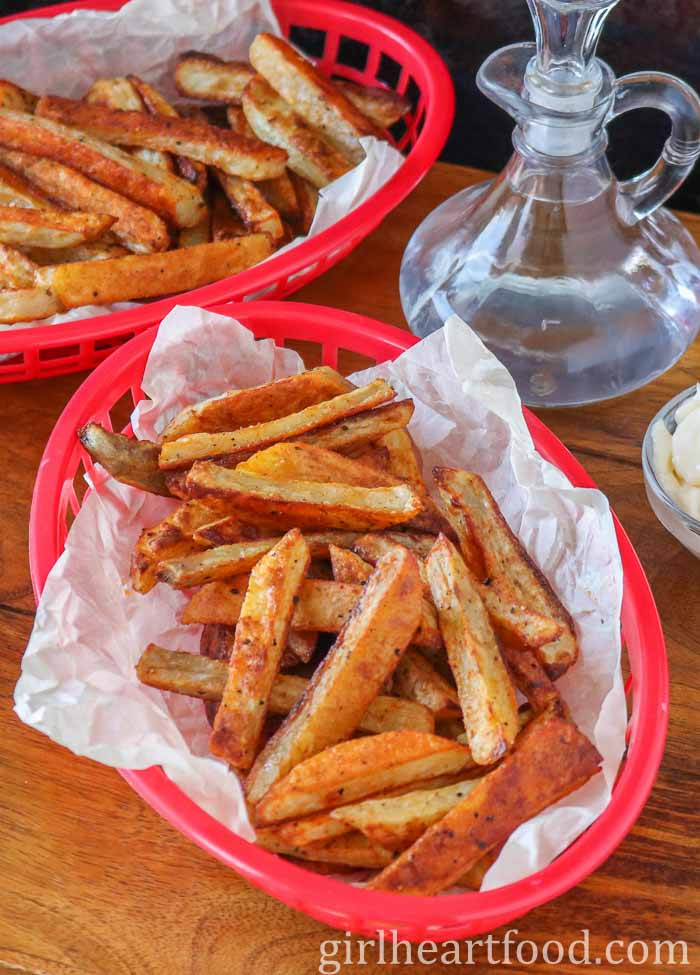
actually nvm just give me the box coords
[37,236,273,309]
[297,400,414,454]
[78,423,170,496]
[0,206,114,249]
[175,52,254,104]
[369,710,601,894]
[210,528,310,770]
[246,548,423,806]
[334,79,411,129]
[161,366,351,442]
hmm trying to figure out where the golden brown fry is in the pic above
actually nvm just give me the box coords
[162,531,360,588]
[242,76,352,189]
[334,79,411,129]
[246,548,422,805]
[0,148,170,254]
[191,515,254,547]
[238,441,398,488]
[162,366,352,442]
[175,52,254,104]
[130,500,223,593]
[331,776,482,852]
[136,644,433,734]
[0,243,38,289]
[393,647,460,720]
[501,645,566,716]
[286,628,317,665]
[256,829,392,868]
[434,468,578,677]
[0,78,37,113]
[328,544,372,584]
[249,34,380,163]
[78,423,170,496]
[296,399,414,454]
[0,108,205,227]
[216,169,284,243]
[0,287,62,324]
[159,379,395,468]
[85,76,175,173]
[185,465,423,532]
[257,170,299,225]
[261,811,351,849]
[0,159,57,209]
[374,428,453,534]
[427,535,519,765]
[287,170,317,235]
[210,529,310,769]
[37,95,288,181]
[369,710,601,894]
[36,236,273,309]
[24,241,129,264]
[0,206,113,249]
[128,75,209,192]
[254,729,473,824]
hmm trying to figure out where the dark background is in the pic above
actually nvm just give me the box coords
[4,0,700,212]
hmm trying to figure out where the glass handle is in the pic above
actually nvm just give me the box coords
[612,72,700,223]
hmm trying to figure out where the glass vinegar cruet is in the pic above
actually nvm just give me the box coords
[400,0,700,407]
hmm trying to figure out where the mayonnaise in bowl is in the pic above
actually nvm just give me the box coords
[652,384,700,521]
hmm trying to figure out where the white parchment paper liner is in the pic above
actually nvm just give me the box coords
[0,0,404,337]
[15,306,626,890]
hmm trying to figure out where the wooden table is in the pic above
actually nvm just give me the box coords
[2,163,698,975]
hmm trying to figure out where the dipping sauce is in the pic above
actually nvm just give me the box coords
[652,384,700,520]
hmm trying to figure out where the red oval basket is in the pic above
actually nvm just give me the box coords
[0,0,454,382]
[29,302,667,940]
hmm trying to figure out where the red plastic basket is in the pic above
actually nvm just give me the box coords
[0,0,454,383]
[28,302,667,941]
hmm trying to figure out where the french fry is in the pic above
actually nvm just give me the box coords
[175,52,255,104]
[328,544,372,584]
[0,160,57,209]
[257,170,299,224]
[261,811,351,849]
[181,576,441,650]
[191,515,256,548]
[286,628,317,665]
[0,206,114,249]
[0,78,37,113]
[334,79,411,129]
[37,95,288,181]
[392,647,461,720]
[426,535,519,765]
[23,241,129,264]
[78,423,171,496]
[36,236,273,309]
[374,428,453,534]
[246,548,423,806]
[162,532,361,588]
[0,287,62,324]
[256,829,392,868]
[238,441,399,488]
[368,710,601,894]
[159,379,396,468]
[287,170,317,234]
[242,76,352,188]
[253,729,473,824]
[434,468,578,677]
[185,465,424,532]
[295,399,414,454]
[501,645,566,716]
[128,75,209,192]
[135,644,434,734]
[331,776,482,852]
[85,76,175,173]
[162,366,352,442]
[210,529,310,769]
[210,186,247,241]
[0,243,38,289]
[216,169,285,243]
[0,148,170,254]
[249,34,381,163]
[130,500,224,593]
[0,108,206,227]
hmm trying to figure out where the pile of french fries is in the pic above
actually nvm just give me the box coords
[79,366,602,895]
[0,34,410,325]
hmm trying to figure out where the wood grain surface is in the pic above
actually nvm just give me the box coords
[1,162,698,974]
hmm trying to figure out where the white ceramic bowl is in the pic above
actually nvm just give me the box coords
[642,385,700,558]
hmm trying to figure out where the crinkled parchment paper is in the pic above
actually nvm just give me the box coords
[15,306,626,889]
[0,0,404,336]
